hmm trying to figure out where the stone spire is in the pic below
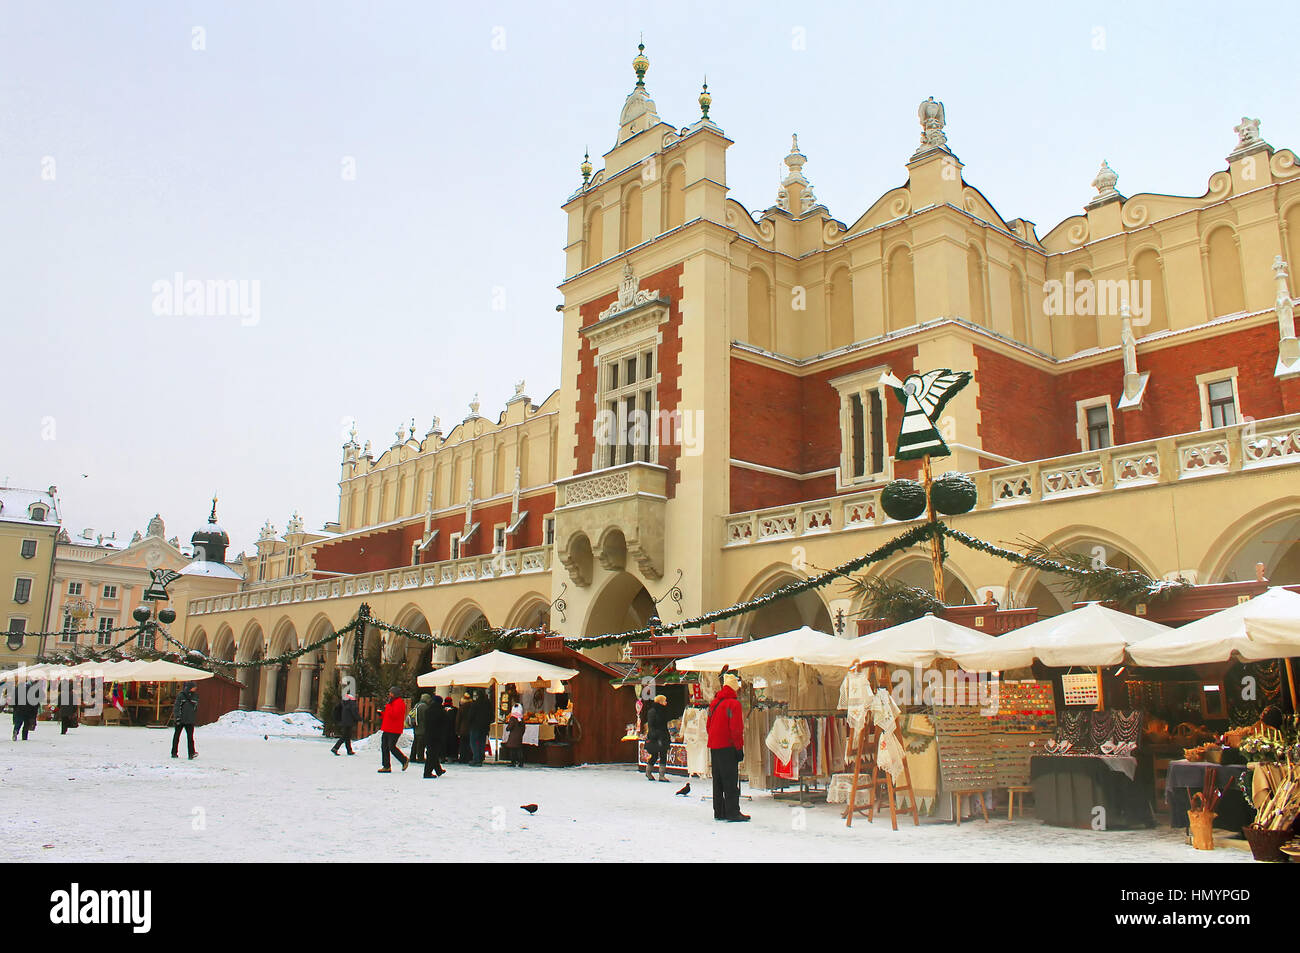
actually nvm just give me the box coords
[616,39,662,145]
[1118,302,1150,409]
[776,134,817,214]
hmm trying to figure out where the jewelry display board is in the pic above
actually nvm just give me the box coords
[1061,673,1100,707]
[990,681,1056,786]
[933,705,997,789]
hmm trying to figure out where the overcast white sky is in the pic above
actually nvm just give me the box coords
[3,1,1296,557]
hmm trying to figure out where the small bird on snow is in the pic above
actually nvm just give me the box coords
[520,804,538,814]
[675,782,690,796]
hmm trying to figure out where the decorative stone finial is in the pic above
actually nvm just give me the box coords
[580,149,592,186]
[1092,160,1119,197]
[777,134,817,213]
[914,96,948,155]
[209,496,219,524]
[514,380,526,396]
[698,78,711,120]
[1229,116,1271,160]
[362,440,372,456]
[394,423,405,446]
[1235,117,1262,150]
[469,394,480,417]
[632,40,649,88]
[429,416,441,434]
[347,422,357,445]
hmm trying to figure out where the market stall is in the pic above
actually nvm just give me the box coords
[417,650,582,766]
[677,627,853,801]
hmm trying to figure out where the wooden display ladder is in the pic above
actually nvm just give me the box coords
[842,708,920,831]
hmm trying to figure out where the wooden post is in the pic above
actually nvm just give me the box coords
[922,456,945,604]
[1287,658,1299,714]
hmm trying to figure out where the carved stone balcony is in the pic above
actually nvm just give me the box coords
[553,462,668,586]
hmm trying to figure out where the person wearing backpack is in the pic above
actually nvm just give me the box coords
[410,693,432,763]
[331,692,360,756]
[707,671,748,821]
[170,682,200,760]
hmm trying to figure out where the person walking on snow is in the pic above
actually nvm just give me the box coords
[422,694,447,778]
[503,703,526,767]
[643,694,672,781]
[331,692,360,755]
[707,671,749,821]
[171,681,200,760]
[410,692,432,763]
[377,686,410,773]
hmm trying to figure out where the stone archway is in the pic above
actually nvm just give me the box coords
[581,571,656,664]
[1202,504,1300,586]
[876,556,976,609]
[1009,534,1154,617]
[735,567,834,639]
[235,622,266,711]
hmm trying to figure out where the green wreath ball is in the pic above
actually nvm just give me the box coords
[880,479,928,521]
[931,471,977,515]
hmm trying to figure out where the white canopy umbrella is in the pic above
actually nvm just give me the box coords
[675,626,847,673]
[831,614,999,669]
[416,650,577,689]
[0,663,58,682]
[1129,587,1300,667]
[115,660,213,682]
[955,602,1173,670]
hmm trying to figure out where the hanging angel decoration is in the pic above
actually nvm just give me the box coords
[143,568,183,602]
[878,369,972,460]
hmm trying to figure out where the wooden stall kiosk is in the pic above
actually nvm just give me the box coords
[618,628,742,775]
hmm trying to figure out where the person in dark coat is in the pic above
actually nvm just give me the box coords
[455,692,474,762]
[503,703,526,767]
[171,682,200,760]
[331,692,360,755]
[468,690,492,766]
[57,698,79,735]
[11,680,40,741]
[410,693,432,763]
[440,695,458,764]
[422,694,447,778]
[643,694,672,782]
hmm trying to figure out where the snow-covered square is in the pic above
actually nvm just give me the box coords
[3,715,1253,864]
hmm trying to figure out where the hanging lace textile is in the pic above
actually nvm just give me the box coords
[680,707,711,777]
[765,715,811,765]
[868,688,906,783]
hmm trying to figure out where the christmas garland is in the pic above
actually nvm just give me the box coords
[559,522,942,649]
[939,526,1190,604]
[35,624,157,663]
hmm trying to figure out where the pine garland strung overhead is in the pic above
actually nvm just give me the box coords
[940,527,1190,605]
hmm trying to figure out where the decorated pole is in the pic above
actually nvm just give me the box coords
[880,367,972,605]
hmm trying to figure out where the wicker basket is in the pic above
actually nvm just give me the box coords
[1183,747,1205,762]
[1243,824,1292,862]
[1187,809,1216,850]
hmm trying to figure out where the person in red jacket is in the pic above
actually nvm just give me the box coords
[707,670,749,821]
[377,685,410,773]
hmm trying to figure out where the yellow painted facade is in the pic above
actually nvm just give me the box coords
[181,50,1300,713]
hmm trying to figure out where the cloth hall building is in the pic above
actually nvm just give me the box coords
[178,49,1300,714]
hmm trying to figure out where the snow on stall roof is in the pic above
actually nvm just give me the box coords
[203,709,324,739]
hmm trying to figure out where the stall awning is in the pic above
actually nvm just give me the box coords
[1129,587,1300,666]
[676,626,847,672]
[955,602,1172,670]
[416,649,577,688]
[829,614,999,669]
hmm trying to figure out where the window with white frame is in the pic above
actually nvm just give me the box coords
[13,578,32,604]
[542,515,555,546]
[6,618,26,636]
[1196,368,1241,430]
[20,539,36,559]
[1075,397,1114,451]
[493,524,506,553]
[102,584,117,600]
[286,547,297,577]
[67,581,82,596]
[829,367,890,489]
[598,346,658,468]
[60,614,78,642]
[449,532,462,561]
[97,616,115,645]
